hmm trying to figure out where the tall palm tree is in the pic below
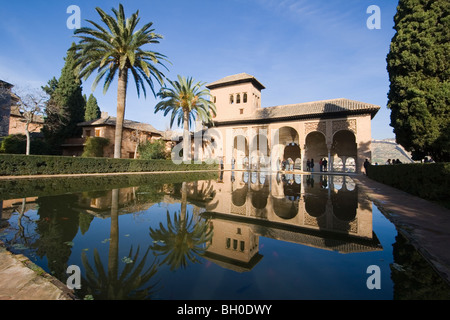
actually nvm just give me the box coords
[154,75,216,162]
[73,4,168,158]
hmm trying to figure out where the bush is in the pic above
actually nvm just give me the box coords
[368,163,450,204]
[138,139,170,160]
[0,134,50,155]
[0,154,218,176]
[0,134,26,154]
[82,137,109,158]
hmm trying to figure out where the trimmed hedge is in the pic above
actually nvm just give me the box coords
[0,154,218,176]
[368,163,450,203]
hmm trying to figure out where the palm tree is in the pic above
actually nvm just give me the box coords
[72,4,169,158]
[154,75,216,162]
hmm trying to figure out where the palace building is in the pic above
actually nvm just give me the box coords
[204,73,380,174]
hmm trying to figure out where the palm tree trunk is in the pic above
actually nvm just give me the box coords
[114,69,128,159]
[183,110,190,162]
[108,188,119,296]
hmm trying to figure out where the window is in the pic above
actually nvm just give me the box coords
[236,94,241,104]
[243,93,248,103]
[95,128,101,137]
[240,241,245,252]
[230,94,234,104]
[213,96,216,103]
[239,109,244,115]
[85,130,91,137]
[226,238,231,249]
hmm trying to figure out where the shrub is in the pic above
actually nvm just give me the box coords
[82,137,109,158]
[0,134,26,154]
[0,154,218,176]
[137,139,170,160]
[368,163,450,204]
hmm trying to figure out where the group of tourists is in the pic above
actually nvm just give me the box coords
[385,158,403,165]
[306,158,328,172]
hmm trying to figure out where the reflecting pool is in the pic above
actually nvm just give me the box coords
[1,171,449,300]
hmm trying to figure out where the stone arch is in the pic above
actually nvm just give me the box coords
[271,196,298,220]
[331,188,358,221]
[233,135,249,169]
[232,185,247,207]
[305,131,328,171]
[271,126,301,171]
[331,130,357,173]
[249,130,270,170]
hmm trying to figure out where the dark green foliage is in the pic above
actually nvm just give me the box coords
[138,139,169,160]
[0,134,26,154]
[0,154,218,177]
[391,233,450,299]
[84,94,101,121]
[0,134,50,155]
[386,0,450,162]
[42,44,86,154]
[41,77,58,96]
[368,163,450,206]
[82,137,109,158]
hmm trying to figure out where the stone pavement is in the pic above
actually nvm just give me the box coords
[353,174,450,286]
[0,241,76,300]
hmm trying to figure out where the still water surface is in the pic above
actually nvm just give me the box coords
[1,171,449,300]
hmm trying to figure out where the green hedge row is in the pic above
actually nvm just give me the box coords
[368,163,450,203]
[0,154,218,176]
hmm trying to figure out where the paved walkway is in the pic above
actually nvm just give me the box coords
[0,241,76,300]
[352,174,450,285]
[0,172,449,299]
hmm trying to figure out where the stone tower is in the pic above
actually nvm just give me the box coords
[206,73,265,121]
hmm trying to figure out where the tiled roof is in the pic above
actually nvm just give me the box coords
[259,98,380,118]
[78,116,163,135]
[215,98,380,125]
[206,73,266,90]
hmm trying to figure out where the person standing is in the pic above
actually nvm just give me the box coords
[364,159,370,176]
[311,158,315,172]
[307,159,311,172]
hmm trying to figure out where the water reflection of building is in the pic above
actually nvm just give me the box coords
[199,171,382,271]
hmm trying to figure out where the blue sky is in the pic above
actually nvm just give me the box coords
[0,0,398,140]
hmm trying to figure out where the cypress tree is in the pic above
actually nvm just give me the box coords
[84,94,101,121]
[42,43,86,154]
[386,0,450,162]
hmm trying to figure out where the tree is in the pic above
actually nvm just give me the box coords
[154,76,216,162]
[386,0,450,162]
[82,136,109,157]
[84,94,101,121]
[14,90,46,155]
[73,4,169,159]
[42,44,86,154]
[137,139,169,160]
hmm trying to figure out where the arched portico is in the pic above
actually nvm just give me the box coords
[233,135,249,170]
[331,130,357,173]
[305,131,328,172]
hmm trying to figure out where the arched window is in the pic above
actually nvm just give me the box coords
[236,94,241,104]
[243,93,248,103]
[230,94,234,104]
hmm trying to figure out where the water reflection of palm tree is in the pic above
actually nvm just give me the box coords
[149,182,213,270]
[80,189,159,300]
